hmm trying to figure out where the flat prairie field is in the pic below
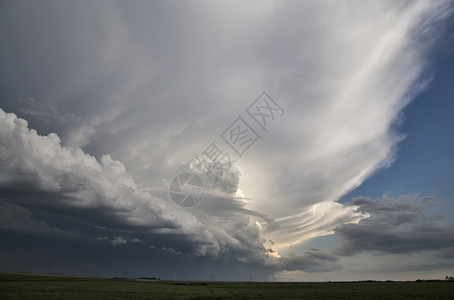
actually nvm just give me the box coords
[0,273,453,300]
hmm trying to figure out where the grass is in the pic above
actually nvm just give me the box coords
[1,272,454,299]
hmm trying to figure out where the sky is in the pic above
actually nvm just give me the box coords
[0,0,453,281]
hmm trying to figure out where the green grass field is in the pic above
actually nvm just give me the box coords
[0,272,453,299]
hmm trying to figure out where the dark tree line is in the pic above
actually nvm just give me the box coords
[415,276,454,282]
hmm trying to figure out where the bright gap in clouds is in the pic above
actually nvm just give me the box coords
[0,0,453,280]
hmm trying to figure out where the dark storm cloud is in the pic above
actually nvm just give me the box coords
[0,109,276,269]
[277,251,341,273]
[334,195,454,256]
[0,201,69,236]
[437,247,454,259]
